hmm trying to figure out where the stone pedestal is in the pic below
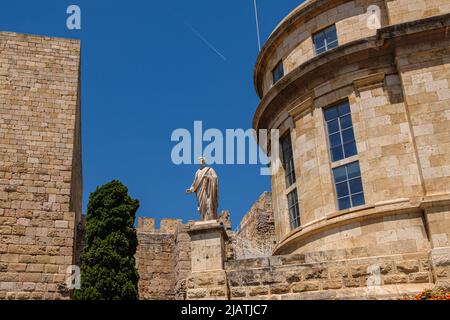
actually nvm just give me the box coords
[185,221,229,300]
[188,220,228,273]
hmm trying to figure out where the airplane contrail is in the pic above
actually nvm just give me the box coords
[253,0,262,51]
[185,23,227,62]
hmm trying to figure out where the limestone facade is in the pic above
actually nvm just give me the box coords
[240,0,450,298]
[0,32,82,299]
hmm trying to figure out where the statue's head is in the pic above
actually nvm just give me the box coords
[198,156,206,168]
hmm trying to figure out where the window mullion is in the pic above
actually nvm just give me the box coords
[346,166,353,207]
[338,114,345,158]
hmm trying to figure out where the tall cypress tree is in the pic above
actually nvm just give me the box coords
[75,180,140,300]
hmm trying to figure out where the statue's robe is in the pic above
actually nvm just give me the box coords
[190,167,219,221]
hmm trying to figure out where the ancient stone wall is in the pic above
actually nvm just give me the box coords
[174,223,192,300]
[186,247,436,300]
[0,32,82,300]
[135,218,180,300]
[135,199,276,300]
[232,192,276,260]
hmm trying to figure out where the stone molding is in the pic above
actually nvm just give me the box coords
[272,198,448,256]
[288,96,315,122]
[353,72,386,94]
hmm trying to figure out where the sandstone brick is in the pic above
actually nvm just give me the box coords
[435,266,449,278]
[285,272,302,283]
[16,292,31,300]
[292,281,320,293]
[30,292,44,300]
[209,287,226,297]
[396,261,420,274]
[187,288,207,299]
[44,264,60,273]
[270,284,290,295]
[249,286,269,297]
[8,263,27,272]
[19,273,43,283]
[322,280,343,290]
[384,274,409,285]
[350,265,370,278]
[0,282,16,291]
[343,277,360,288]
[55,221,69,229]
[0,273,19,282]
[23,283,37,292]
[409,272,430,283]
[303,268,327,280]
[26,264,45,273]
[231,288,246,298]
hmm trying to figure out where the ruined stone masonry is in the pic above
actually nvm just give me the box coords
[230,192,276,261]
[134,204,276,301]
[0,32,82,299]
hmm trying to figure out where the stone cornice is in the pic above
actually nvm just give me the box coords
[288,96,315,121]
[353,72,386,93]
[273,199,418,256]
[273,193,450,256]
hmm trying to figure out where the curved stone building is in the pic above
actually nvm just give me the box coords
[254,0,450,264]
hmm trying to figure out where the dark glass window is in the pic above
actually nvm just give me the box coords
[313,25,338,55]
[288,190,300,229]
[280,133,296,187]
[272,61,284,84]
[333,162,365,211]
[324,101,357,162]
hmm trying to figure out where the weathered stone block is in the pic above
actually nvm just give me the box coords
[270,284,290,295]
[249,286,269,297]
[231,288,246,298]
[351,265,370,278]
[435,266,449,278]
[303,268,328,280]
[209,287,226,297]
[323,280,343,290]
[384,274,409,285]
[187,288,207,299]
[396,260,420,274]
[285,272,302,284]
[292,281,320,293]
[343,277,360,288]
[409,272,430,283]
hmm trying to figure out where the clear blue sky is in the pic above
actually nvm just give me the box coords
[0,0,303,229]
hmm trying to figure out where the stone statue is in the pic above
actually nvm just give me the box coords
[186,156,219,221]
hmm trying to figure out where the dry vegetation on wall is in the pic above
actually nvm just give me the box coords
[403,290,450,300]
